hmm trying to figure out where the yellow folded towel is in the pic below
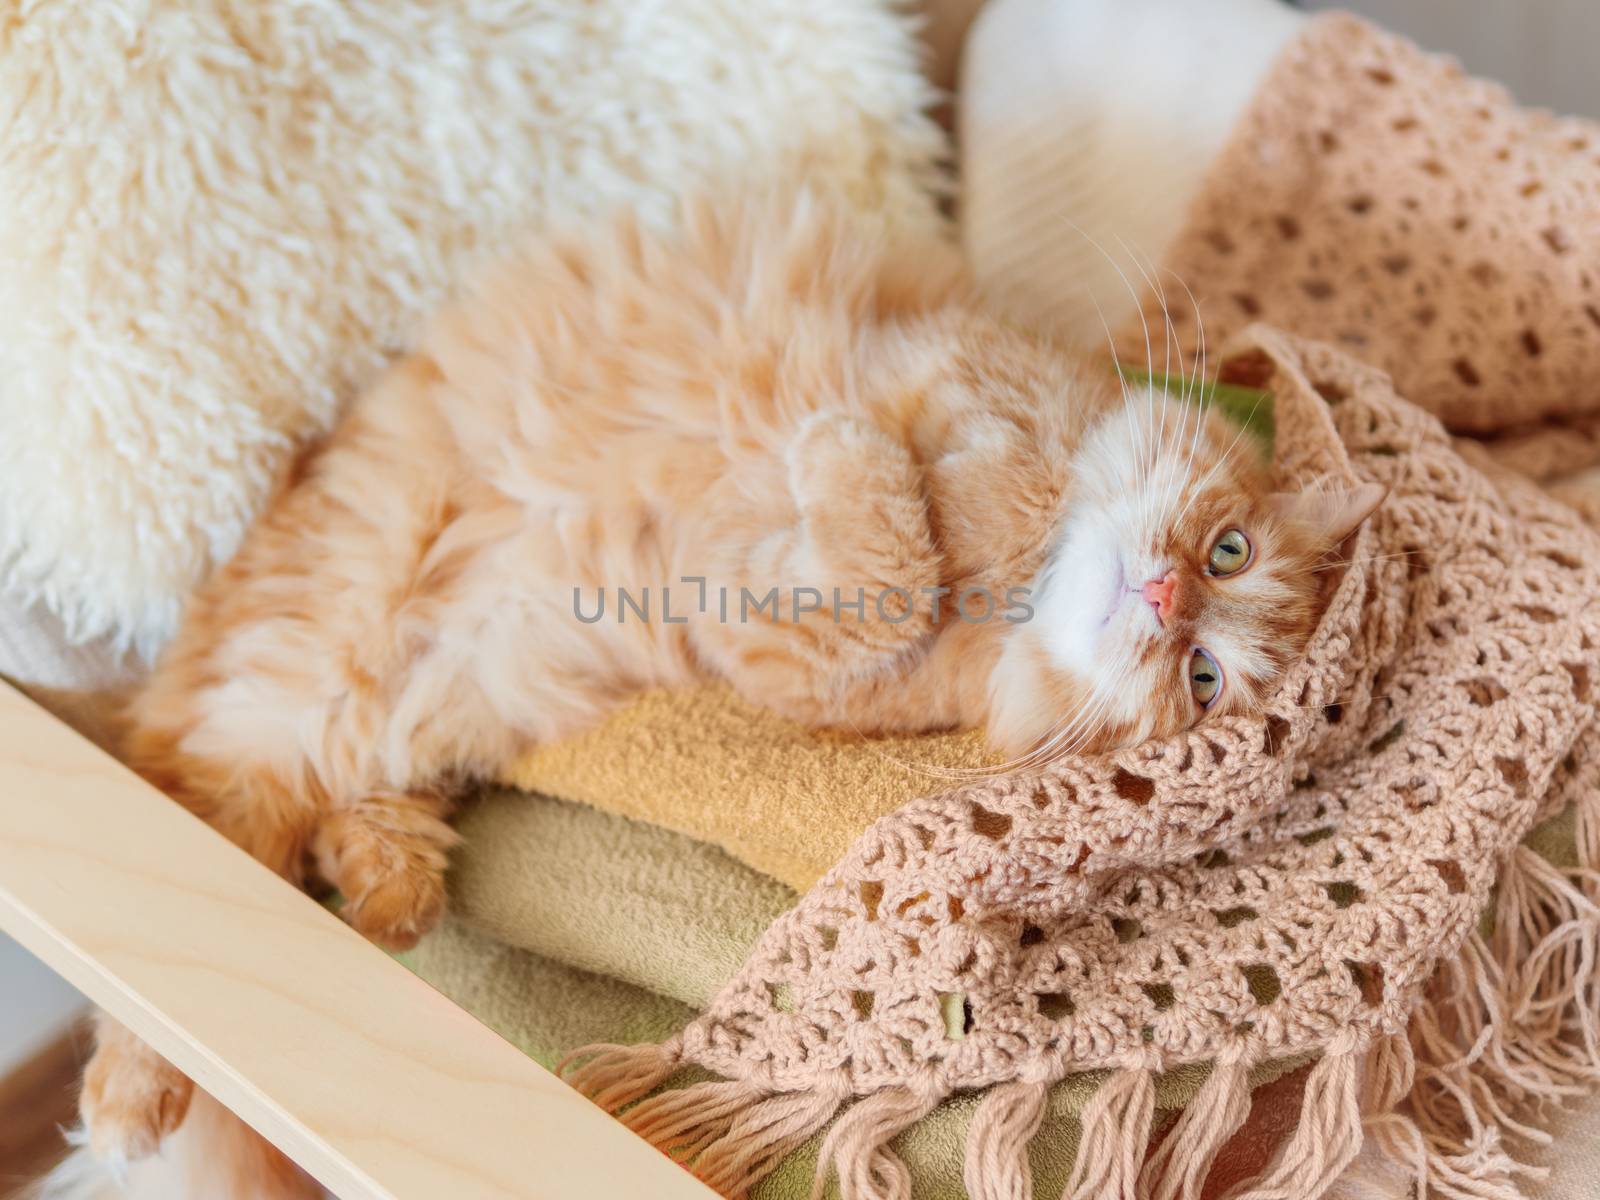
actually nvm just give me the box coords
[500,685,998,890]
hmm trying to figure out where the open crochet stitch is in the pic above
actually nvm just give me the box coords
[563,18,1600,1200]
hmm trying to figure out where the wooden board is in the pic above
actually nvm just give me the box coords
[0,683,712,1200]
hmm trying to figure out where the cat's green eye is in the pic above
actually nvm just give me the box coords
[1189,648,1222,708]
[1207,528,1251,576]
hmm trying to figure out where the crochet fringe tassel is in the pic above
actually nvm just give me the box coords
[1139,1058,1251,1200]
[964,1080,1050,1200]
[560,793,1600,1200]
[1348,802,1600,1200]
[1063,1065,1156,1200]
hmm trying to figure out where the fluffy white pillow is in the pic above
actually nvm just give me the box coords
[0,1,946,658]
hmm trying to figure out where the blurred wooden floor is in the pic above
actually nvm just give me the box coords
[0,1021,85,1199]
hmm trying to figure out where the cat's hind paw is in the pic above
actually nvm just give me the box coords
[341,858,448,950]
[81,1029,194,1167]
[314,796,457,951]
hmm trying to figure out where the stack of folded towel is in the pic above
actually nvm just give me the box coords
[407,687,1264,1196]
[406,687,1585,1198]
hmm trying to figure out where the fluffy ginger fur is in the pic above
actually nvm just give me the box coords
[80,191,1379,1171]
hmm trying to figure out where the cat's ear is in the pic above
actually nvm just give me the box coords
[1270,482,1387,545]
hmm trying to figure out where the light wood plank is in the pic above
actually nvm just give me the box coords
[0,683,712,1200]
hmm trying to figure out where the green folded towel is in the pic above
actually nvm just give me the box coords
[409,917,695,1065]
[445,789,797,1008]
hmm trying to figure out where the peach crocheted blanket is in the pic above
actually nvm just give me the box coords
[566,18,1600,1200]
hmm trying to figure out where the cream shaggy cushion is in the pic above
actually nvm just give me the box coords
[0,0,946,659]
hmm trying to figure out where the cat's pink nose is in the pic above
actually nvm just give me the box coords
[1142,573,1177,625]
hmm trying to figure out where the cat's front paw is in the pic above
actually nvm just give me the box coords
[314,798,456,951]
[81,1033,194,1166]
[784,410,940,622]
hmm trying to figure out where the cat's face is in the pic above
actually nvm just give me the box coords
[986,392,1383,758]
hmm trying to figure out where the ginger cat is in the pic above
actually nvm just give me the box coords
[78,190,1381,1175]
